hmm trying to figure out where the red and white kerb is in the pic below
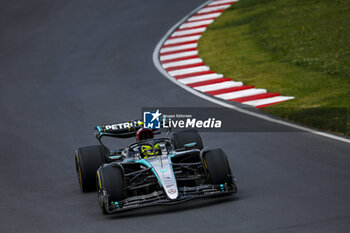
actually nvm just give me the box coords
[159,0,294,108]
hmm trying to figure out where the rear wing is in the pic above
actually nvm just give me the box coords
[95,120,144,141]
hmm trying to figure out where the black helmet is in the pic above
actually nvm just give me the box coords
[136,128,154,141]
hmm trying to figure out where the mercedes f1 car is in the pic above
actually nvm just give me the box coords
[74,120,237,214]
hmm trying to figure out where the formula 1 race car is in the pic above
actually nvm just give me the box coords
[74,120,237,214]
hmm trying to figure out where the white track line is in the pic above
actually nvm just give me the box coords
[160,51,198,61]
[208,0,238,6]
[162,58,203,68]
[165,35,201,45]
[243,96,295,107]
[215,88,266,100]
[172,28,206,37]
[180,19,214,29]
[161,43,197,53]
[194,81,242,92]
[198,5,231,13]
[152,0,350,144]
[169,66,210,76]
[188,12,222,21]
[178,73,223,84]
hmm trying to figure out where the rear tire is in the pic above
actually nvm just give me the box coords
[97,165,125,214]
[202,148,233,185]
[171,129,204,150]
[75,145,109,192]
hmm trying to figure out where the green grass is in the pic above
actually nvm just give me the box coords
[198,0,350,135]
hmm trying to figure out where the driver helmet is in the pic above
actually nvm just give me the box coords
[140,144,161,158]
[136,128,154,141]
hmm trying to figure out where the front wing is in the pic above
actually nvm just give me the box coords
[103,183,237,214]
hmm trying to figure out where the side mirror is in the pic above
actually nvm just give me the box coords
[184,142,197,149]
[109,155,122,160]
[108,152,123,161]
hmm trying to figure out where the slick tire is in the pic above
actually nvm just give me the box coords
[171,129,204,150]
[97,165,124,214]
[75,145,109,192]
[202,148,233,185]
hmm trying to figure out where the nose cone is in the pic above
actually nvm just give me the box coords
[163,180,179,200]
[146,156,179,200]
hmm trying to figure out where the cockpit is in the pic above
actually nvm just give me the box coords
[128,138,174,159]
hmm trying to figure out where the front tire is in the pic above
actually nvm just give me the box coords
[97,165,125,214]
[202,148,233,185]
[75,145,109,192]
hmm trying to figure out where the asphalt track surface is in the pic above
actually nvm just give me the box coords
[1,0,350,232]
